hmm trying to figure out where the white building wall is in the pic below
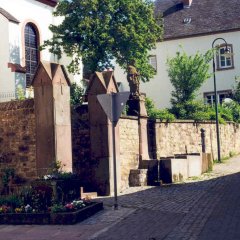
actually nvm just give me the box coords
[0,0,82,101]
[0,15,15,102]
[114,31,240,108]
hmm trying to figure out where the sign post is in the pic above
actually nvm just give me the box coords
[97,92,130,210]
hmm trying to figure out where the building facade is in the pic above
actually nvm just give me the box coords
[115,0,240,108]
[0,0,82,102]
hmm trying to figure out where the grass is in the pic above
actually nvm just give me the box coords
[213,151,238,164]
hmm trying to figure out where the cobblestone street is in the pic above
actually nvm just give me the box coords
[1,156,240,240]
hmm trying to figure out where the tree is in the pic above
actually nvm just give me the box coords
[167,48,212,106]
[41,0,163,82]
[166,48,212,119]
[232,76,240,104]
[70,82,84,106]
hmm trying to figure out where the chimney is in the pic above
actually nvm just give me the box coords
[183,0,193,8]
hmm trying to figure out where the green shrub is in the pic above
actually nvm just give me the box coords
[0,195,23,209]
[16,85,26,100]
[70,82,84,106]
[1,168,15,187]
[145,98,175,121]
[51,204,66,213]
[170,100,213,121]
[222,100,240,123]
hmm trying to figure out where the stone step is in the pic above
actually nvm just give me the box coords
[80,187,98,199]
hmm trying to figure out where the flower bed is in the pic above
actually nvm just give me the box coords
[0,202,103,225]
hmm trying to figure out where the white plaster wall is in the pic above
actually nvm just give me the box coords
[0,0,82,98]
[0,0,55,63]
[0,15,15,101]
[114,31,240,108]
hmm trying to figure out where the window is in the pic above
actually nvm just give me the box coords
[149,55,157,72]
[24,23,39,87]
[217,44,234,70]
[204,90,232,106]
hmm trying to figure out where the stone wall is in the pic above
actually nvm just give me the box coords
[0,99,36,182]
[71,105,91,177]
[119,116,140,190]
[154,120,240,160]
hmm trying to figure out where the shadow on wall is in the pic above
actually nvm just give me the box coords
[9,45,26,99]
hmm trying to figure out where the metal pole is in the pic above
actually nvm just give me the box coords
[212,38,227,163]
[111,94,118,210]
[212,59,221,162]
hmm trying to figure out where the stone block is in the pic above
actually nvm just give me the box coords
[129,169,148,186]
[139,160,159,185]
[18,146,29,152]
[187,154,202,177]
[160,158,188,183]
[202,153,213,173]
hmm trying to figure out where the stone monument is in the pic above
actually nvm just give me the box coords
[87,71,120,196]
[32,61,72,176]
[126,63,149,160]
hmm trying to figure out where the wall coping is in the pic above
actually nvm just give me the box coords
[119,116,239,126]
[120,115,138,120]
[153,119,238,125]
[0,99,34,111]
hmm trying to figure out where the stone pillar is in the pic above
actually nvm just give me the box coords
[127,94,150,161]
[138,95,150,161]
[87,71,120,195]
[32,61,72,176]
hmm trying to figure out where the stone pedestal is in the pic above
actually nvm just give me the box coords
[87,71,120,196]
[202,153,213,172]
[32,61,72,176]
[129,169,148,186]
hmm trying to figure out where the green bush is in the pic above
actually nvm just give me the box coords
[0,195,23,209]
[1,168,15,187]
[222,100,240,123]
[170,100,212,121]
[70,82,84,106]
[145,98,175,121]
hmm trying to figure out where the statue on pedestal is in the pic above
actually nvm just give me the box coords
[127,62,140,99]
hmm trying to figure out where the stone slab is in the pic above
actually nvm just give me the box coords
[187,154,202,177]
[160,158,188,183]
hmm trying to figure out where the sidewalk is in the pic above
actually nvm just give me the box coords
[1,156,240,240]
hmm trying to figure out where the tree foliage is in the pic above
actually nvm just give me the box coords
[232,76,240,104]
[167,48,212,105]
[145,97,175,121]
[41,0,163,82]
[70,82,84,106]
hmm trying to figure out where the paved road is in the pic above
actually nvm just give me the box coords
[1,156,240,240]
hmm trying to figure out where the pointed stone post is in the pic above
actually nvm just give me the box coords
[138,95,150,161]
[32,61,72,176]
[87,71,120,195]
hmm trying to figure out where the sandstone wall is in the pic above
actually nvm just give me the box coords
[155,120,240,160]
[71,105,91,177]
[0,99,36,181]
[119,116,140,190]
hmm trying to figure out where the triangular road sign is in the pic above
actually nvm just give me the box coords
[97,92,130,125]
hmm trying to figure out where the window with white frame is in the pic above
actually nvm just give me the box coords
[204,90,232,106]
[25,23,40,87]
[149,55,157,72]
[217,44,234,70]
